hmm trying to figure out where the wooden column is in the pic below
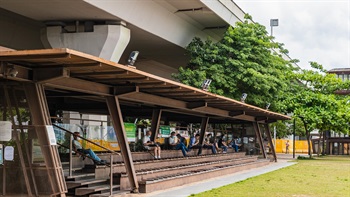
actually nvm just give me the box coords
[199,117,209,145]
[3,85,32,196]
[264,124,277,162]
[253,122,267,158]
[24,83,67,196]
[106,96,139,193]
[150,109,162,141]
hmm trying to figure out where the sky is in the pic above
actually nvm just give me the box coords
[235,0,350,71]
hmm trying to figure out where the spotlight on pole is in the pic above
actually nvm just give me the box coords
[201,79,212,91]
[241,93,247,103]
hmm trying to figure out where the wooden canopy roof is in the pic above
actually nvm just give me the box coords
[0,48,290,123]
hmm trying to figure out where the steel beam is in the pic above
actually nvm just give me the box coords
[106,96,139,193]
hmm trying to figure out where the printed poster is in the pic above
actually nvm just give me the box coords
[124,123,136,142]
[46,125,57,145]
[0,121,12,141]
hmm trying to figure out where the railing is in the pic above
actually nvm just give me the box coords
[53,124,119,195]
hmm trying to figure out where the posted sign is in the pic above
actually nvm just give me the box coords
[0,121,12,141]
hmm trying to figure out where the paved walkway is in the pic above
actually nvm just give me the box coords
[122,153,301,197]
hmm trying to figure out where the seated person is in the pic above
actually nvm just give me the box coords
[188,133,203,155]
[72,132,106,165]
[143,130,161,159]
[168,131,178,150]
[204,134,217,154]
[229,137,242,152]
[175,133,189,157]
[217,135,228,153]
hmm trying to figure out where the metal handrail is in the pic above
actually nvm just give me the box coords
[53,124,117,153]
[53,124,117,195]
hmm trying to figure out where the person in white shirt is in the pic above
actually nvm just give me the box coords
[72,132,106,165]
[168,131,178,149]
[143,130,161,159]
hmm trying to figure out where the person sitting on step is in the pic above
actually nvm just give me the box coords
[204,133,217,154]
[72,132,106,165]
[217,135,228,153]
[188,133,203,156]
[168,131,178,150]
[175,133,189,157]
[143,130,161,159]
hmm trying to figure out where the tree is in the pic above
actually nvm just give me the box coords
[283,62,350,157]
[173,14,298,110]
[173,14,350,157]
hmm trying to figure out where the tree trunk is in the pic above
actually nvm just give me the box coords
[301,120,312,158]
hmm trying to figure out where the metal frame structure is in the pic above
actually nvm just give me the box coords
[0,48,290,196]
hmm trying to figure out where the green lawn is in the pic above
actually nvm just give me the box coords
[190,156,350,197]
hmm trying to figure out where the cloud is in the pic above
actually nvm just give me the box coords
[235,0,350,70]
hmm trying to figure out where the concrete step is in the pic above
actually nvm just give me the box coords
[65,172,95,180]
[138,159,270,193]
[75,184,120,196]
[66,178,108,189]
[89,190,129,197]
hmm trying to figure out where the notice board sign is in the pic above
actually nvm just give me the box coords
[46,125,57,145]
[4,146,14,161]
[0,121,12,141]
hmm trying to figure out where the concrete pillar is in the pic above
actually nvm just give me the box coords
[41,23,130,63]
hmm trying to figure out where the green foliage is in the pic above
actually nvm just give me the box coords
[173,14,297,110]
[173,14,350,139]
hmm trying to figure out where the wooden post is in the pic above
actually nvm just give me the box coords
[3,84,32,196]
[199,117,209,145]
[150,109,162,141]
[12,88,39,196]
[264,124,277,162]
[24,83,67,195]
[106,96,139,193]
[253,122,267,158]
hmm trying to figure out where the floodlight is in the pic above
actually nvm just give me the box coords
[8,67,18,77]
[201,79,212,91]
[127,51,139,66]
[241,93,247,102]
[266,103,271,110]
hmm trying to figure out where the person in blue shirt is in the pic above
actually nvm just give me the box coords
[188,133,203,155]
[175,133,189,157]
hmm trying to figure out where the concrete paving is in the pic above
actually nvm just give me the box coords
[120,153,302,197]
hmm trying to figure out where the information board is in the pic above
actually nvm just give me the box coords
[0,121,12,141]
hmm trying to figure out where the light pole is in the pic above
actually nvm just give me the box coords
[270,19,279,37]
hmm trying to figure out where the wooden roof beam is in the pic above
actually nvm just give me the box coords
[229,110,245,116]
[33,67,69,83]
[45,77,112,96]
[70,70,127,77]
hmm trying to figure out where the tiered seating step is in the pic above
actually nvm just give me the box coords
[138,159,270,193]
[75,184,120,196]
[119,156,258,190]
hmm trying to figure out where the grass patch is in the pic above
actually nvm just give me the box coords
[191,156,350,197]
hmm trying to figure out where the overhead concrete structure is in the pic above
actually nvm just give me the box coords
[41,23,130,62]
[0,0,246,79]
